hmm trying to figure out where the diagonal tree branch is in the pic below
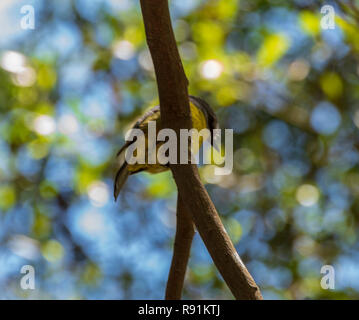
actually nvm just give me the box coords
[165,193,195,300]
[139,0,262,299]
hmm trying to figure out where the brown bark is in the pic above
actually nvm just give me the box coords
[139,0,263,300]
[165,193,195,300]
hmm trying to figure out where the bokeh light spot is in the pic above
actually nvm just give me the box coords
[87,181,109,207]
[287,59,310,81]
[310,102,341,135]
[201,165,222,184]
[12,67,36,87]
[320,72,343,99]
[42,239,64,262]
[33,115,56,136]
[200,59,223,79]
[78,210,106,236]
[28,140,50,159]
[113,40,135,60]
[8,235,40,260]
[0,185,16,210]
[58,114,79,135]
[257,33,289,67]
[0,50,27,73]
[299,11,320,36]
[138,49,154,72]
[296,184,320,207]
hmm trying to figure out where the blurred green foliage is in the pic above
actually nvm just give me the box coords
[0,0,359,299]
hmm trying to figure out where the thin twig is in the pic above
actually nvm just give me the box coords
[165,193,195,300]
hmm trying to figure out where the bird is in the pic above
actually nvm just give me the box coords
[114,95,219,201]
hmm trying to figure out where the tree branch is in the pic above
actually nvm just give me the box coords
[165,193,195,300]
[140,0,262,300]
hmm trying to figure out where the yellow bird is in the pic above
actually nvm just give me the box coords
[114,95,218,200]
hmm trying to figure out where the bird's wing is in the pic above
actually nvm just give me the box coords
[115,105,161,168]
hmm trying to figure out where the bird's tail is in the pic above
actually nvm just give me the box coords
[114,163,130,201]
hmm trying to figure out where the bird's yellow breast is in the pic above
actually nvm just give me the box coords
[189,102,207,132]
